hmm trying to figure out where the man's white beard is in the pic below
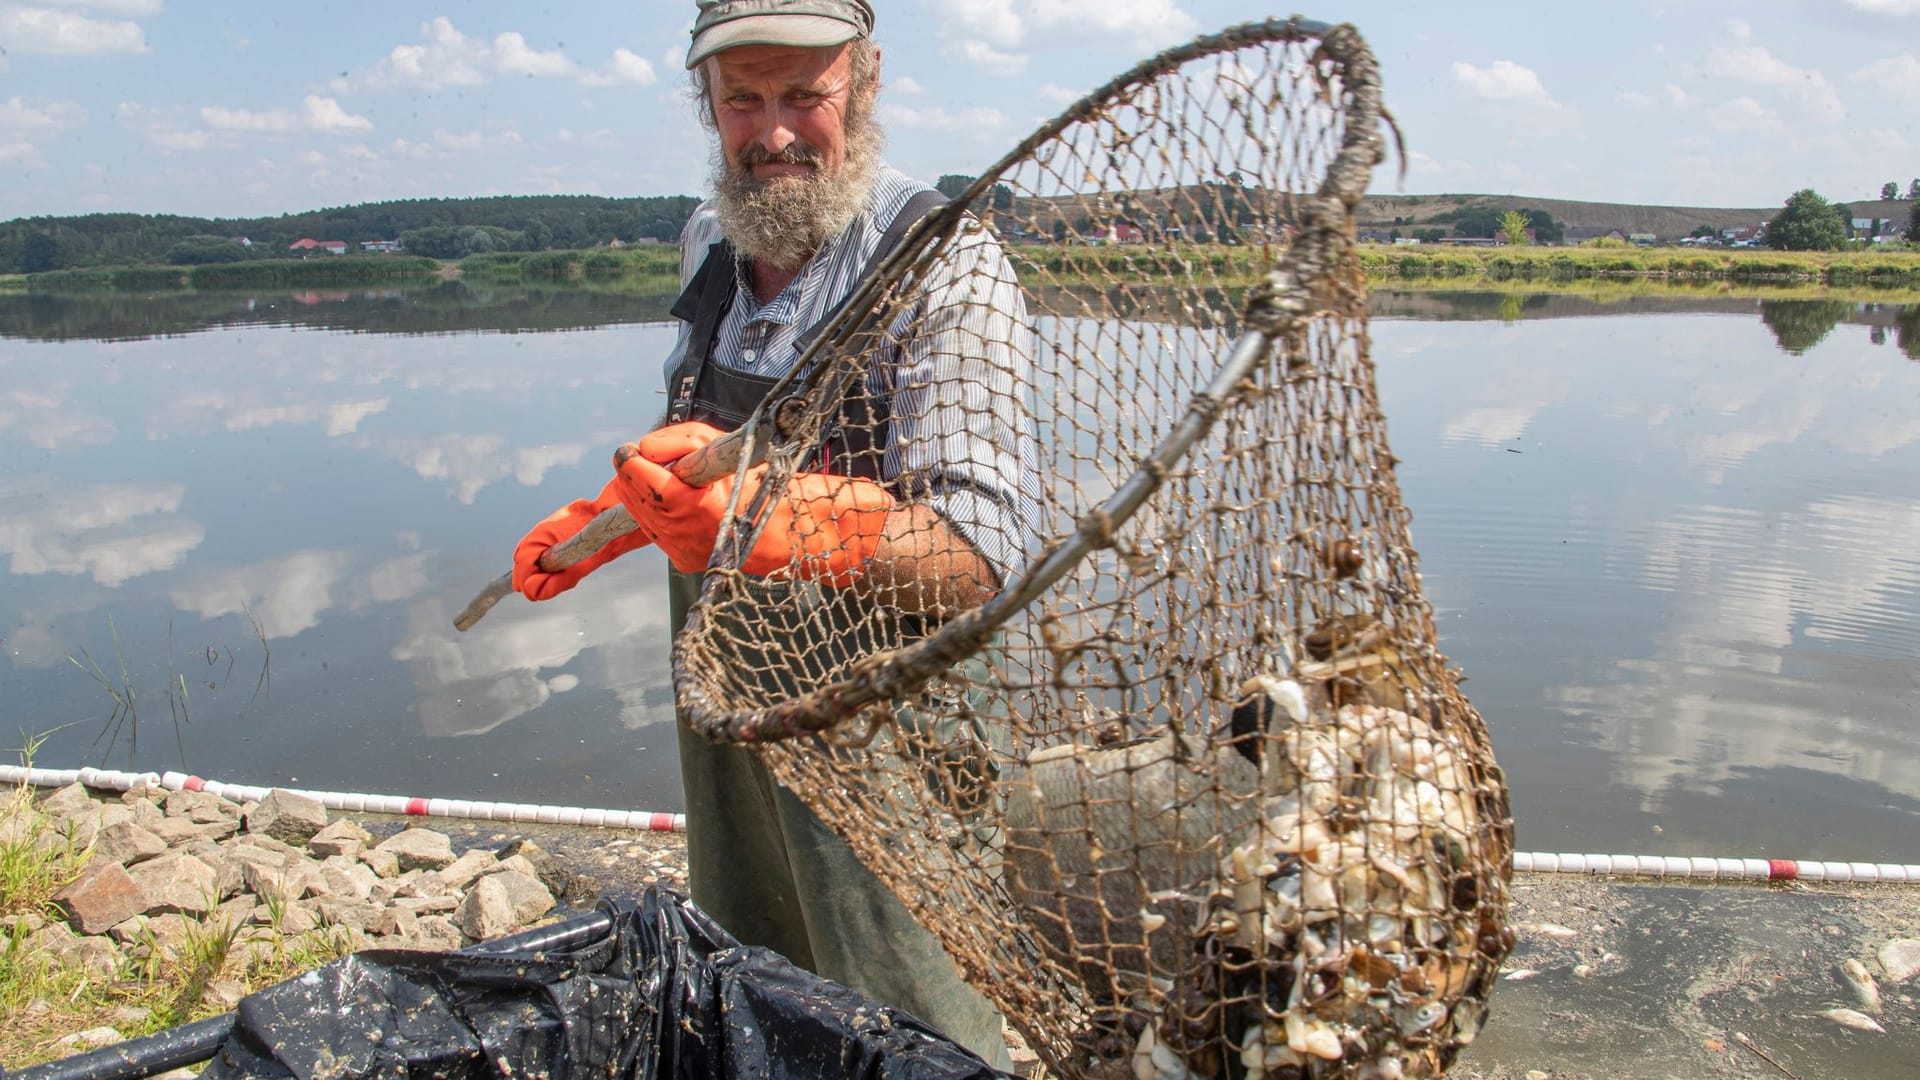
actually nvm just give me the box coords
[711,116,883,271]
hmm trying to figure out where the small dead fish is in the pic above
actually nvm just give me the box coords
[1501,968,1542,982]
[1519,922,1579,940]
[1819,1007,1886,1034]
[1837,958,1882,1014]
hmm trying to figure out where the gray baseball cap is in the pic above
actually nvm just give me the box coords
[686,0,875,70]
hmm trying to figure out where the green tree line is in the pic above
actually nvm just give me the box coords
[0,194,701,274]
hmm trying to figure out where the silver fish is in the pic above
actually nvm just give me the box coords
[1819,1007,1886,1034]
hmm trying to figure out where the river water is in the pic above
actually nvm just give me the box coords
[3,285,1919,870]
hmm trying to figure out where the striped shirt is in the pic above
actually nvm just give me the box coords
[662,165,1041,585]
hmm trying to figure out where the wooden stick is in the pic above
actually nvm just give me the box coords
[451,428,748,632]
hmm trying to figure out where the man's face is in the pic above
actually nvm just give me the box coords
[706,43,856,187]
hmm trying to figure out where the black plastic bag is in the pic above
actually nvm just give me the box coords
[202,885,1013,1080]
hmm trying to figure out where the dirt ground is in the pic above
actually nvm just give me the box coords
[415,817,1920,1079]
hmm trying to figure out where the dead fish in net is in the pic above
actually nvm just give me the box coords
[1004,721,1262,998]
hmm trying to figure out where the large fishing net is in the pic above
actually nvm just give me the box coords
[672,19,1514,1079]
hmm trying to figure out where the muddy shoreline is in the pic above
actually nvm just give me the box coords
[388,815,1920,1079]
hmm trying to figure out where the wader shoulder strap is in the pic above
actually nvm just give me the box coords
[665,189,950,424]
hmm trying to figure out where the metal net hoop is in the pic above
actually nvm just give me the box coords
[672,19,1514,1079]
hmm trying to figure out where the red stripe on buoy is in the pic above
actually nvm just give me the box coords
[183,775,205,791]
[405,797,430,815]
[1768,859,1798,880]
[649,812,675,831]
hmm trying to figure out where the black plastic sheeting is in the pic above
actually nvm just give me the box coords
[12,886,1013,1080]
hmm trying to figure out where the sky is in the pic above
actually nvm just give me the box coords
[1,0,1917,222]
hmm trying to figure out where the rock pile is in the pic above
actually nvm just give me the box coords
[5,780,608,1007]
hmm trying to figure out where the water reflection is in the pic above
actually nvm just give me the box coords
[1,286,1918,862]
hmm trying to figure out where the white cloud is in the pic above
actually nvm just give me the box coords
[494,30,575,78]
[578,47,657,87]
[1705,42,1845,118]
[1623,83,1692,109]
[1707,96,1781,133]
[879,103,1008,133]
[194,95,369,140]
[200,104,293,133]
[1452,59,1556,104]
[350,17,643,92]
[892,76,925,95]
[941,38,1026,75]
[933,0,1195,73]
[1852,54,1920,103]
[0,141,44,166]
[1844,0,1920,12]
[35,0,162,13]
[435,127,522,152]
[0,95,86,131]
[1037,83,1083,106]
[300,95,372,134]
[0,4,148,55]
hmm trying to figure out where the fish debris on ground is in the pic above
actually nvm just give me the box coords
[1836,957,1882,1014]
[1817,1007,1886,1034]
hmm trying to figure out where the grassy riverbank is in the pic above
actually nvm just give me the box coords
[0,777,356,1067]
[1015,242,1920,289]
[24,256,441,292]
[456,245,681,290]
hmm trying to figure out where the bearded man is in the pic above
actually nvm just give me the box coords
[508,0,1035,1068]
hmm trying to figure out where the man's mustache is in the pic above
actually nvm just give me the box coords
[734,143,824,174]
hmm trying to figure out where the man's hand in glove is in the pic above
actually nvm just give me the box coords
[611,421,894,586]
[512,478,655,601]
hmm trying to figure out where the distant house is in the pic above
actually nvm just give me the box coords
[361,239,403,253]
[1627,232,1656,246]
[287,238,349,256]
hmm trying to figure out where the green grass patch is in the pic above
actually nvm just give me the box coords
[0,741,359,1067]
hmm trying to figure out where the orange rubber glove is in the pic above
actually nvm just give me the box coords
[511,478,655,601]
[611,421,895,586]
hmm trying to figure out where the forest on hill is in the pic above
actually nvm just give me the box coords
[0,194,699,274]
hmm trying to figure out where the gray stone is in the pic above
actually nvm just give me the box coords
[53,934,121,980]
[27,919,80,954]
[216,845,286,901]
[1881,939,1920,983]
[38,782,98,822]
[242,856,322,908]
[51,1027,123,1056]
[93,821,168,867]
[392,894,461,916]
[315,897,397,936]
[235,833,305,860]
[435,848,497,891]
[497,838,571,898]
[246,789,328,844]
[125,913,193,963]
[148,817,237,846]
[124,797,166,829]
[319,857,378,902]
[375,828,456,872]
[163,789,236,823]
[308,819,372,859]
[360,846,401,879]
[455,871,553,941]
[128,853,217,917]
[54,862,146,934]
[394,914,465,952]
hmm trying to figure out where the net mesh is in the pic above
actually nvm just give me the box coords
[672,19,1514,1079]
